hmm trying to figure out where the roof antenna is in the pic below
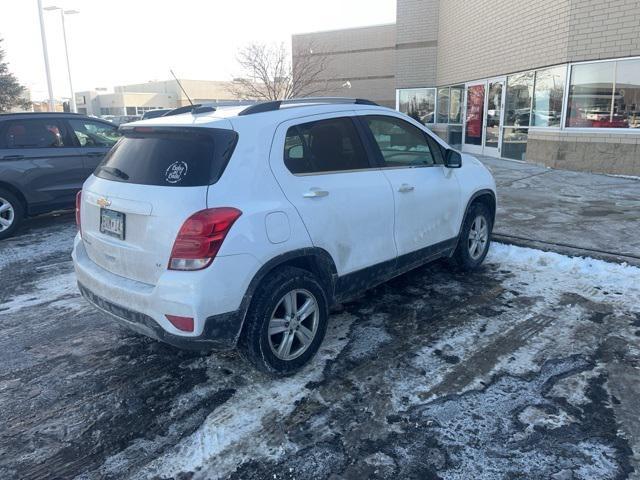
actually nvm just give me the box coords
[170,69,194,107]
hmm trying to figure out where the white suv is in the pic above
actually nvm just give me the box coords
[72,98,496,374]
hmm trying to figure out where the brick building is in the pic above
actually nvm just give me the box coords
[293,0,640,176]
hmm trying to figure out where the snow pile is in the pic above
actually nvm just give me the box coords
[487,242,640,311]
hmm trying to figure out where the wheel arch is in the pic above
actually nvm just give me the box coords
[234,247,338,343]
[464,189,496,227]
[0,181,28,218]
[455,189,496,243]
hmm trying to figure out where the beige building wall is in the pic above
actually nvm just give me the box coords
[434,0,640,86]
[395,0,439,88]
[116,79,241,106]
[566,0,640,62]
[435,0,572,86]
[292,24,397,107]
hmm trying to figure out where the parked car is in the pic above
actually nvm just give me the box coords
[142,109,171,120]
[72,98,496,375]
[0,112,121,239]
[109,115,143,126]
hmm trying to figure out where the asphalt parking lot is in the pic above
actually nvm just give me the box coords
[1,213,639,480]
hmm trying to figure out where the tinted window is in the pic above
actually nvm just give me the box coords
[68,119,121,147]
[1,118,72,149]
[284,117,369,174]
[365,116,436,167]
[95,127,238,186]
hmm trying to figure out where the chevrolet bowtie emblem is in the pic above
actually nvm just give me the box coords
[97,197,111,208]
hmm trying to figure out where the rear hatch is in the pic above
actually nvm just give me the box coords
[80,124,238,285]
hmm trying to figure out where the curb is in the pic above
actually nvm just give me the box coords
[492,233,640,267]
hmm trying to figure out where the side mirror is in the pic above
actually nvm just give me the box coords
[444,149,462,168]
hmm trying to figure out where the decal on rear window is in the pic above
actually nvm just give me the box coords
[165,161,188,184]
[94,127,238,187]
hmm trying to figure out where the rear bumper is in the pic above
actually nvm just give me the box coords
[78,282,242,350]
[72,235,259,350]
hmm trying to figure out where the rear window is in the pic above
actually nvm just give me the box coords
[95,127,238,186]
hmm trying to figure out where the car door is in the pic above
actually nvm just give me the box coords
[269,113,397,284]
[357,113,462,266]
[0,117,86,209]
[66,118,121,174]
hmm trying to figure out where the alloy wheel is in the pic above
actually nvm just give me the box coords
[268,289,319,361]
[468,214,489,260]
[0,197,15,233]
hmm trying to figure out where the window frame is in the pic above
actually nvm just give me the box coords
[358,114,446,170]
[282,115,378,177]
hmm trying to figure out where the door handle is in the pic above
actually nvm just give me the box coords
[303,189,329,198]
[87,152,105,157]
[2,155,24,160]
[398,184,415,193]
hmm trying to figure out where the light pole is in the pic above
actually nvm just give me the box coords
[37,0,55,111]
[44,6,79,113]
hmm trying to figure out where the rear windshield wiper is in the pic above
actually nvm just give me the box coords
[98,166,129,180]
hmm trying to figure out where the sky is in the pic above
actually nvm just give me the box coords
[0,0,396,101]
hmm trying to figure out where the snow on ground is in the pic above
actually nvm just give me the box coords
[127,314,356,480]
[0,271,81,315]
[110,243,640,479]
[0,219,75,270]
[2,227,639,479]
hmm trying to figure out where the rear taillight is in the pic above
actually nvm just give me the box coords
[75,190,82,236]
[168,207,242,271]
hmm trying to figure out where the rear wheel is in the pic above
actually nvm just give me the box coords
[240,266,329,375]
[0,189,23,240]
[449,202,492,271]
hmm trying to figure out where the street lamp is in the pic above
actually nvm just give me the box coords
[37,0,55,111]
[44,6,79,113]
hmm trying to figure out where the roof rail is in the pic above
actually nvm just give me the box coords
[0,111,86,116]
[162,104,217,117]
[238,97,379,116]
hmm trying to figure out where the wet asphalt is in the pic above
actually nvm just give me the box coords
[1,208,639,480]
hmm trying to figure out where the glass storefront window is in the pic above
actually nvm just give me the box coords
[398,88,435,125]
[505,72,534,126]
[448,125,463,150]
[614,59,640,129]
[437,87,449,123]
[532,66,566,127]
[566,62,615,128]
[502,127,528,161]
[449,85,464,124]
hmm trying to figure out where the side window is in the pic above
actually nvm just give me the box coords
[68,119,121,148]
[425,134,445,165]
[2,119,71,149]
[283,117,370,174]
[365,115,436,167]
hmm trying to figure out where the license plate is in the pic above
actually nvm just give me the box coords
[100,208,125,240]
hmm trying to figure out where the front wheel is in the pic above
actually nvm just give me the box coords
[449,202,492,271]
[0,189,24,241]
[239,266,329,375]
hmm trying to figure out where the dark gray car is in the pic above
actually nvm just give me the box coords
[0,112,121,239]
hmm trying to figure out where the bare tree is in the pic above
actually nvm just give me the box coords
[229,42,331,101]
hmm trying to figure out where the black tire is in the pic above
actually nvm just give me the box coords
[449,202,492,271]
[0,188,24,241]
[239,266,329,376]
